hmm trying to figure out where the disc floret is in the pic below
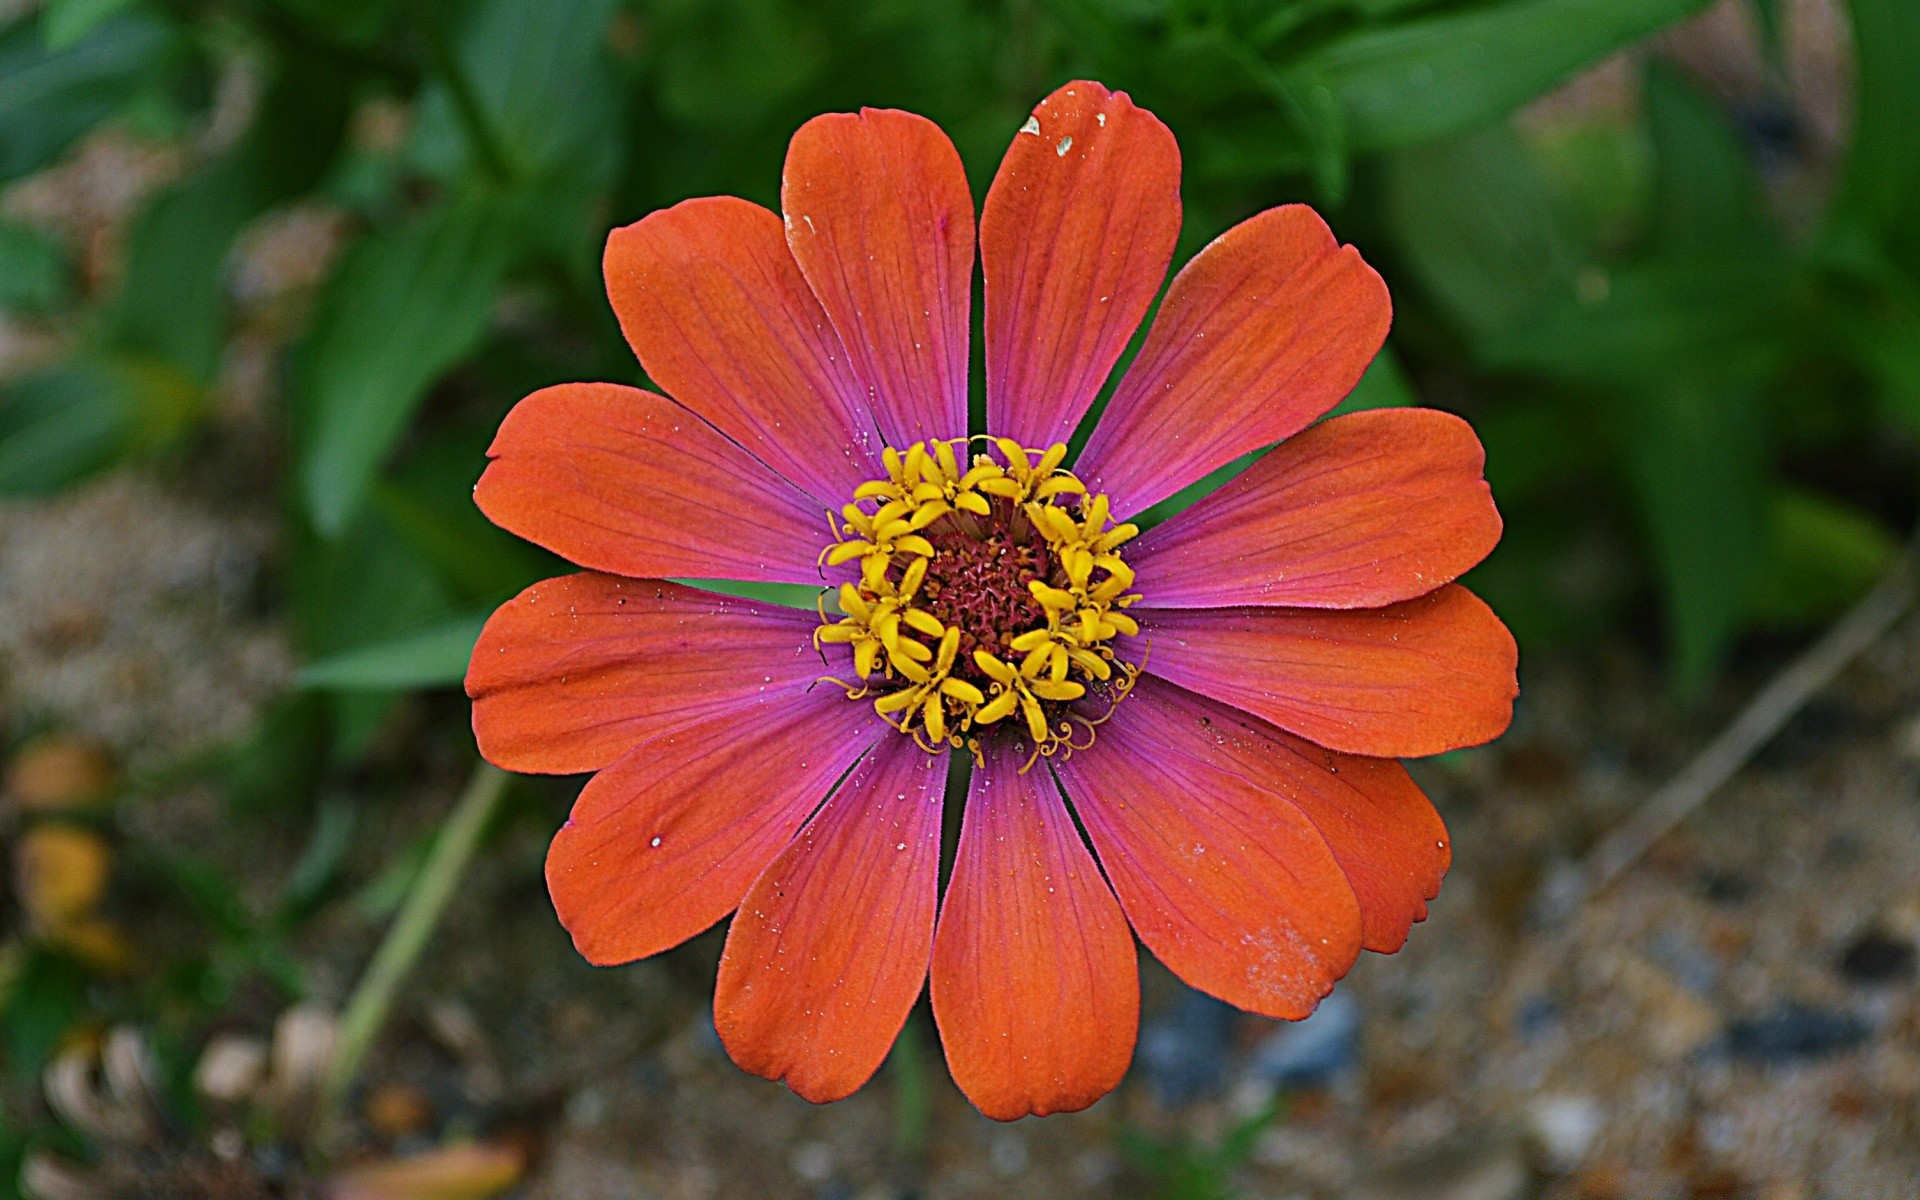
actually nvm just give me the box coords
[816,438,1143,760]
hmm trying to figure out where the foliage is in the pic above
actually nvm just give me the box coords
[0,0,1910,719]
[5,0,1918,1184]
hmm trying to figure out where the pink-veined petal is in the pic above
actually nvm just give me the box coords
[603,196,881,500]
[930,741,1137,1120]
[467,574,826,776]
[714,740,946,1103]
[783,107,973,447]
[1055,702,1362,1020]
[1129,408,1500,609]
[982,80,1180,449]
[1078,205,1390,516]
[1126,677,1450,953]
[473,383,828,586]
[1132,585,1518,759]
[544,687,879,966]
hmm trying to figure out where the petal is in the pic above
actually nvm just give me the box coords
[467,574,826,775]
[930,742,1138,1120]
[1126,678,1450,954]
[544,685,880,966]
[603,196,881,501]
[474,382,828,586]
[982,80,1181,449]
[1078,205,1392,516]
[1132,585,1519,759]
[783,108,973,447]
[1129,409,1501,609]
[714,739,945,1103]
[1054,698,1362,1019]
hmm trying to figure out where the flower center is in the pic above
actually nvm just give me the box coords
[815,438,1143,761]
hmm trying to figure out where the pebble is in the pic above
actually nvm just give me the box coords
[1724,1004,1870,1064]
[1138,986,1237,1104]
[1346,1133,1533,1200]
[1835,926,1916,985]
[1526,1093,1603,1173]
[1247,988,1360,1090]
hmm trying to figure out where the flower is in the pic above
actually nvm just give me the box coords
[465,80,1516,1120]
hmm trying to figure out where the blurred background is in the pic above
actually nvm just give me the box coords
[2,0,1919,1196]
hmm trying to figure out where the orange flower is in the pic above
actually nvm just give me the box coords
[466,81,1516,1119]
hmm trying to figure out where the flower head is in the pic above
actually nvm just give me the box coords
[466,81,1516,1120]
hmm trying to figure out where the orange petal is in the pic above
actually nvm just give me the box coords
[1133,585,1519,759]
[467,575,824,775]
[1055,696,1362,1020]
[930,742,1138,1120]
[603,196,882,501]
[1129,408,1501,609]
[1080,205,1391,516]
[783,108,973,446]
[474,383,827,585]
[982,80,1181,449]
[714,740,945,1103]
[545,690,880,965]
[1127,678,1450,954]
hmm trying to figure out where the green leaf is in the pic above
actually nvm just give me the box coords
[1644,62,1773,256]
[1623,382,1768,697]
[375,423,554,602]
[0,217,69,313]
[1837,0,1920,270]
[1281,0,1711,152]
[298,610,488,691]
[41,0,138,51]
[0,354,201,495]
[1382,122,1576,340]
[1748,487,1898,629]
[674,579,826,610]
[1329,341,1416,413]
[1482,256,1793,387]
[108,55,351,381]
[0,11,168,182]
[408,0,622,184]
[296,193,513,535]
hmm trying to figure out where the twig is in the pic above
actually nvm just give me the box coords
[1554,548,1918,917]
[323,761,511,1111]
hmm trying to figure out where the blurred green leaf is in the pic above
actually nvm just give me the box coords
[1837,0,1920,271]
[376,424,554,602]
[653,0,828,131]
[676,579,827,609]
[298,610,488,690]
[2,948,88,1084]
[0,354,201,495]
[288,505,460,755]
[274,799,357,925]
[1482,256,1793,387]
[270,0,398,44]
[0,11,168,182]
[409,0,621,184]
[41,0,138,51]
[1281,0,1710,152]
[224,693,329,813]
[1329,341,1416,413]
[1749,487,1898,629]
[109,55,352,381]
[297,193,513,535]
[1383,122,1576,340]
[0,218,70,314]
[1644,62,1774,256]
[1623,382,1768,696]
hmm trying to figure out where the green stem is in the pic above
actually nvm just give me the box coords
[890,1016,930,1164]
[323,761,510,1109]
